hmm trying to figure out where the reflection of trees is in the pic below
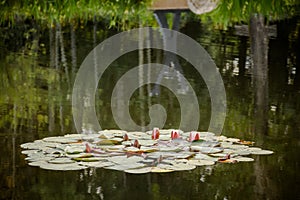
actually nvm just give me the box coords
[250,14,269,137]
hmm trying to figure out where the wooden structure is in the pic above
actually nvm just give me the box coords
[150,0,189,11]
[150,0,219,15]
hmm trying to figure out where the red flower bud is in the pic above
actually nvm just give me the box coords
[123,133,129,141]
[85,143,92,153]
[189,131,200,142]
[152,127,160,140]
[171,130,180,139]
[133,139,141,148]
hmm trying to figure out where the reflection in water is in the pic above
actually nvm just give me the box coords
[152,11,189,96]
[1,17,300,199]
[250,14,269,138]
[250,14,272,199]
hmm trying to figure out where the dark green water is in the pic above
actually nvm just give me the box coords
[1,18,300,200]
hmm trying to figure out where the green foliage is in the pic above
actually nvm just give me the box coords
[198,0,300,28]
[0,0,153,29]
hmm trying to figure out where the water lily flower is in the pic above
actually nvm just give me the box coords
[123,133,129,141]
[152,127,160,140]
[171,130,180,139]
[133,139,141,148]
[189,131,200,142]
[85,143,92,153]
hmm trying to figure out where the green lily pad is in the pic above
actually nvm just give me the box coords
[248,147,262,152]
[226,138,240,143]
[39,162,87,171]
[79,161,114,168]
[66,153,93,158]
[125,167,152,174]
[28,161,48,167]
[151,167,174,173]
[43,136,78,144]
[48,158,75,164]
[188,159,215,166]
[96,138,122,145]
[21,150,39,155]
[124,147,140,152]
[138,140,157,146]
[209,153,228,157]
[73,157,106,162]
[171,163,196,171]
[159,146,182,152]
[65,146,85,154]
[232,156,254,162]
[105,163,145,171]
[250,149,274,155]
[190,146,223,154]
[234,150,251,156]
[108,155,144,165]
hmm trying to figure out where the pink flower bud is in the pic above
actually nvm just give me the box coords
[133,139,141,148]
[152,127,160,140]
[123,133,129,141]
[171,130,180,139]
[189,131,200,142]
[85,143,92,153]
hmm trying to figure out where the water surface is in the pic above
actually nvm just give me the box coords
[1,19,300,199]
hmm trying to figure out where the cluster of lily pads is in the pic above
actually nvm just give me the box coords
[21,129,274,174]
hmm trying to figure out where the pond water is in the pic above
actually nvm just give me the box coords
[1,18,300,200]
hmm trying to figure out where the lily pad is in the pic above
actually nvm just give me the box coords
[232,156,254,162]
[108,155,144,165]
[65,146,85,154]
[105,163,145,171]
[48,158,75,164]
[226,138,240,143]
[29,161,48,167]
[250,149,274,155]
[188,159,215,166]
[125,167,152,174]
[151,167,174,173]
[39,162,87,171]
[171,163,196,171]
[21,150,39,155]
[43,136,78,144]
[73,157,106,162]
[190,146,223,154]
[96,138,122,145]
[138,140,157,146]
[194,153,218,161]
[234,150,251,156]
[79,161,114,168]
